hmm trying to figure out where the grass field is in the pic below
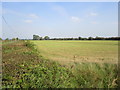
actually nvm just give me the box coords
[2,40,119,88]
[31,40,118,65]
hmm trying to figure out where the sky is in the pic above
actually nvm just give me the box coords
[2,2,118,39]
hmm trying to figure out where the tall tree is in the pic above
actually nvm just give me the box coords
[33,35,40,40]
[88,37,93,40]
[5,38,9,40]
[16,37,19,40]
[44,36,50,40]
[78,37,82,40]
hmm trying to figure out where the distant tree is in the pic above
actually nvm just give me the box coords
[73,38,78,40]
[44,36,50,40]
[88,37,93,40]
[95,36,104,40]
[5,38,9,40]
[0,38,2,40]
[33,35,41,40]
[78,37,82,40]
[16,37,19,40]
[39,37,43,40]
[82,38,87,40]
[12,38,16,40]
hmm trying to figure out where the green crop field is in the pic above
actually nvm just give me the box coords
[31,40,118,65]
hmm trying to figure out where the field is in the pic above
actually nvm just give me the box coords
[31,40,118,65]
[2,40,119,88]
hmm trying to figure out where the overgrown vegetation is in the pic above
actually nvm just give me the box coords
[72,63,118,88]
[2,40,118,88]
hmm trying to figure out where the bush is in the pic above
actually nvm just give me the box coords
[24,40,35,49]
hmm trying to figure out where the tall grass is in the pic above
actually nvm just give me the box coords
[72,62,118,88]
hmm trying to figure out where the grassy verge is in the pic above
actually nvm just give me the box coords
[2,40,118,88]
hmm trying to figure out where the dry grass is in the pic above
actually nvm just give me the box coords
[31,40,118,65]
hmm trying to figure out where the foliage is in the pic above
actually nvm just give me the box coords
[32,35,120,40]
[5,38,9,40]
[12,37,19,40]
[33,35,42,40]
[2,40,76,88]
[24,40,35,49]
[50,36,120,40]
[44,36,50,40]
[88,37,93,40]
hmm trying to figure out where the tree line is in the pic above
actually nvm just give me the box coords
[33,35,120,40]
[0,37,19,40]
[0,35,119,40]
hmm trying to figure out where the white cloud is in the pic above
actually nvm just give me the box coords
[24,20,33,23]
[90,12,97,16]
[71,16,80,23]
[29,14,39,18]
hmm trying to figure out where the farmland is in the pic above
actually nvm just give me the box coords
[2,40,119,88]
[32,40,118,65]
